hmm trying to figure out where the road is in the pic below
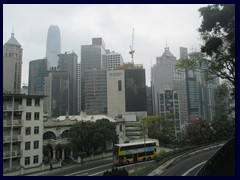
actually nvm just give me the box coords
[160,147,221,176]
[32,157,154,176]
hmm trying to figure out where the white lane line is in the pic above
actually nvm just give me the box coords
[88,170,106,176]
[76,172,89,176]
[64,163,113,176]
[181,161,207,176]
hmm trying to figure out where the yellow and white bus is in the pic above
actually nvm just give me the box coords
[113,141,157,165]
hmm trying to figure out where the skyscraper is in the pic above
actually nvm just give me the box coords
[81,38,107,111]
[28,58,48,95]
[46,25,61,67]
[3,32,23,93]
[151,47,188,132]
[58,52,78,115]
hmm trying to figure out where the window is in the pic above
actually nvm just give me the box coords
[25,142,31,150]
[118,80,122,91]
[119,124,122,132]
[26,98,32,106]
[25,157,30,165]
[34,112,40,120]
[33,155,39,164]
[25,127,31,135]
[34,141,39,149]
[35,99,40,106]
[34,126,39,134]
[26,112,31,120]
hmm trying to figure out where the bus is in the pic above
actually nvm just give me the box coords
[113,141,157,165]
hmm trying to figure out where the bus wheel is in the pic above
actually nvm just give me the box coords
[125,160,129,165]
[143,157,146,161]
[147,157,151,161]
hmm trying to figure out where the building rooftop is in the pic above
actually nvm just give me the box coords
[4,32,21,46]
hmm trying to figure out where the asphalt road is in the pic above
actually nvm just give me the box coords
[160,147,221,176]
[32,157,154,176]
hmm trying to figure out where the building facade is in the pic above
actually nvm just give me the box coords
[83,69,107,115]
[103,50,124,70]
[3,32,23,94]
[58,52,78,115]
[3,94,44,175]
[107,64,147,120]
[28,58,49,95]
[44,70,69,117]
[151,47,188,131]
[80,38,107,111]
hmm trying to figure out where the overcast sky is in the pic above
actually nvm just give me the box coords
[3,4,207,86]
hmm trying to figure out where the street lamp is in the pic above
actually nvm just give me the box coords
[139,122,146,161]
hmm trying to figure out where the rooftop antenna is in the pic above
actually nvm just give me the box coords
[129,28,135,64]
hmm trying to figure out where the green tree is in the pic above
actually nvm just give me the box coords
[176,4,235,96]
[139,115,175,145]
[68,119,117,157]
[184,117,213,145]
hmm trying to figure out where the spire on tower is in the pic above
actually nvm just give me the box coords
[11,28,14,36]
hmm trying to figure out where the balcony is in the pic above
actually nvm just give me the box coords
[3,120,12,127]
[12,135,22,142]
[14,105,23,111]
[12,150,22,158]
[3,105,13,111]
[3,151,11,159]
[13,120,23,126]
[3,136,11,143]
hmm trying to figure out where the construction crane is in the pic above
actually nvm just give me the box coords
[129,28,135,64]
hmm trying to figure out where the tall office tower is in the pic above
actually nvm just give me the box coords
[188,51,220,121]
[179,47,201,118]
[102,50,124,70]
[58,52,78,115]
[81,38,107,111]
[107,64,147,119]
[151,47,187,132]
[3,32,23,94]
[44,69,69,117]
[28,58,49,95]
[84,69,107,115]
[77,63,81,114]
[3,94,44,175]
[46,25,61,67]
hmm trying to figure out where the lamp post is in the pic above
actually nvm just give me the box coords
[140,122,146,161]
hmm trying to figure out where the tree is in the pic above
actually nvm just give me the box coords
[176,4,235,97]
[183,117,213,145]
[68,119,117,157]
[139,114,175,145]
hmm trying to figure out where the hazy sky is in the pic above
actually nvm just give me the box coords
[3,4,207,86]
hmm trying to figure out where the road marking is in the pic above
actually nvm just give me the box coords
[76,172,89,176]
[64,163,113,176]
[181,161,207,176]
[88,170,106,176]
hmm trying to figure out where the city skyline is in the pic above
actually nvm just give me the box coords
[3,4,205,86]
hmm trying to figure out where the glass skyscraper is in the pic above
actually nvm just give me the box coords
[46,25,61,67]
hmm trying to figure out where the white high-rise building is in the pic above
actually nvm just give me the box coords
[103,50,124,70]
[46,25,61,67]
[3,32,23,94]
